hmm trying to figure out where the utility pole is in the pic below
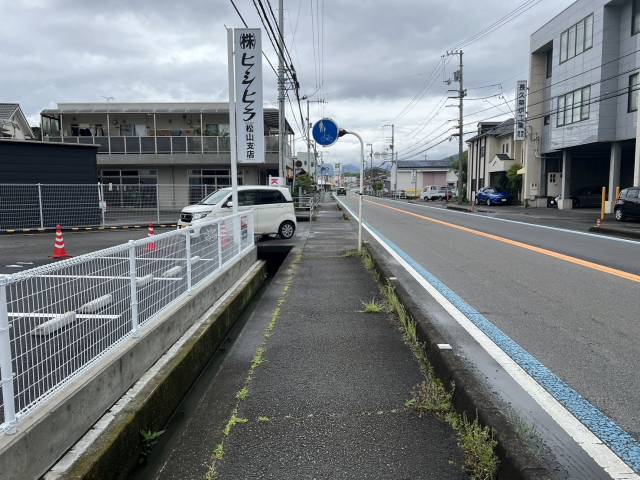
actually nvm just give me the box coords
[446,50,465,204]
[383,124,395,192]
[277,0,286,179]
[367,143,373,192]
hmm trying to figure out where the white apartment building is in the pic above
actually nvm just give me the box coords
[525,0,640,210]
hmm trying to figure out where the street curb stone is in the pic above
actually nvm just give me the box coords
[364,239,554,480]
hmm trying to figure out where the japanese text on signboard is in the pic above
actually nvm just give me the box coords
[515,80,527,141]
[234,29,264,163]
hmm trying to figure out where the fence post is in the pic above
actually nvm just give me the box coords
[37,183,44,229]
[155,185,161,224]
[185,228,192,294]
[0,282,17,434]
[217,221,223,269]
[98,183,106,227]
[248,212,255,247]
[128,241,139,337]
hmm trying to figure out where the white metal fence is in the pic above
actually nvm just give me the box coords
[0,211,254,433]
[0,183,227,230]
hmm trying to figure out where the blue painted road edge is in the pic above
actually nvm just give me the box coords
[340,197,640,473]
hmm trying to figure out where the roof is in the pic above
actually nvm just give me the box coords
[41,102,294,134]
[466,118,514,143]
[397,159,453,170]
[0,138,99,148]
[0,104,19,120]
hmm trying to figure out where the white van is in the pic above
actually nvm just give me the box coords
[178,186,297,239]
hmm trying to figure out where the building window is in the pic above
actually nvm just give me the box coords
[188,169,243,203]
[480,146,485,158]
[557,86,591,126]
[546,49,553,78]
[544,115,551,125]
[630,73,640,112]
[633,0,640,35]
[560,14,593,63]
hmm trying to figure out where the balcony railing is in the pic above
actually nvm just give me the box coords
[44,135,282,156]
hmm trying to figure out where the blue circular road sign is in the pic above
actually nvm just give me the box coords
[312,118,339,147]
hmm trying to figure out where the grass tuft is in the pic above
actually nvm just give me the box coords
[213,443,225,460]
[257,416,270,422]
[235,387,248,401]
[360,298,385,313]
[223,413,248,437]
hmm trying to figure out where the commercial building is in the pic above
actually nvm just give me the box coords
[0,103,34,139]
[392,159,458,194]
[525,0,640,210]
[39,102,294,205]
[466,118,523,200]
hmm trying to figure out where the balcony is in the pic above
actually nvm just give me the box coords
[44,135,282,156]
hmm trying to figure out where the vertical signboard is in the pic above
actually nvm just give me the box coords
[234,28,264,163]
[515,80,527,141]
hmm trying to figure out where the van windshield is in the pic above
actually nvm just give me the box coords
[199,189,230,205]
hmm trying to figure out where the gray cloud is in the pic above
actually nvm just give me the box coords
[0,0,574,164]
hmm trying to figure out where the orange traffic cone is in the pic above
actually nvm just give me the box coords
[50,225,72,260]
[595,217,601,228]
[146,224,156,252]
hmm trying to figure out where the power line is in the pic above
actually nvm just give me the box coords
[451,0,545,50]
[227,0,278,76]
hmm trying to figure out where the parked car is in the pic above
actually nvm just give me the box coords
[475,187,512,206]
[421,185,448,201]
[614,187,640,221]
[336,187,347,196]
[178,186,297,239]
[554,185,603,208]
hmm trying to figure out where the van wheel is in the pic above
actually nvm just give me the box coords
[278,221,295,239]
[615,208,625,221]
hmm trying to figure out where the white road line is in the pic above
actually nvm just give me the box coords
[369,196,640,245]
[338,196,639,479]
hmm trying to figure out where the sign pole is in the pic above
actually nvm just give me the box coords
[227,27,239,218]
[227,27,241,252]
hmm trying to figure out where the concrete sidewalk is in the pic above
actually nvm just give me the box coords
[140,203,467,479]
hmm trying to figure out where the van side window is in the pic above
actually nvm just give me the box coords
[238,190,258,206]
[628,189,639,199]
[259,190,286,204]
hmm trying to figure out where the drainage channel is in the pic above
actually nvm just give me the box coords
[130,245,292,480]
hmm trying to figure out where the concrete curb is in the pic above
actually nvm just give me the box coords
[47,260,267,480]
[364,240,554,480]
[445,204,493,214]
[589,225,640,240]
[0,224,178,235]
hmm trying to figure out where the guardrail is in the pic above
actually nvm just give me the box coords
[43,135,285,156]
[0,211,254,433]
[294,193,321,219]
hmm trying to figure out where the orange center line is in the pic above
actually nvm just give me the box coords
[364,198,640,284]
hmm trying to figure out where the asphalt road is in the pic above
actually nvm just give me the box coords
[342,194,640,453]
[0,228,174,275]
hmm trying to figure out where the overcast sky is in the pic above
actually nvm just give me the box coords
[1,0,575,167]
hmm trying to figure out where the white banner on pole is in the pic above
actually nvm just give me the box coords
[234,28,264,164]
[515,80,527,141]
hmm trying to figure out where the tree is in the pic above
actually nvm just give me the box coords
[506,164,523,201]
[450,151,468,200]
[293,174,314,195]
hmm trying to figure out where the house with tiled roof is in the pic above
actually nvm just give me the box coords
[466,118,522,200]
[0,103,34,140]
